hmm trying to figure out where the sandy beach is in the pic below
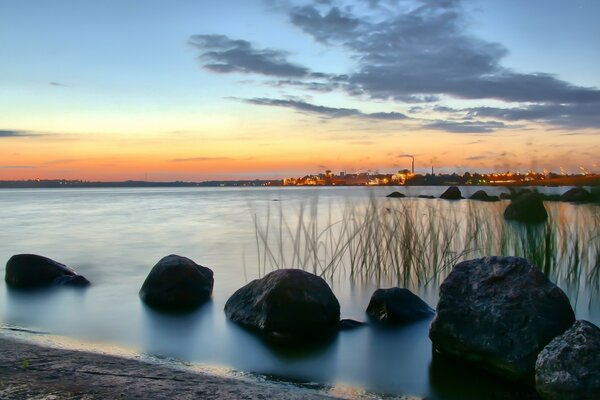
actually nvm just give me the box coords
[0,334,357,400]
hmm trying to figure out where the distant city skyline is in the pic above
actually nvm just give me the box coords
[1,0,599,181]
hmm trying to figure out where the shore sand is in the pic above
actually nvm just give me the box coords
[0,334,348,400]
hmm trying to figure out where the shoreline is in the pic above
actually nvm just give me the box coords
[0,331,413,400]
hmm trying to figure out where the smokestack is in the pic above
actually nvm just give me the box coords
[411,157,415,174]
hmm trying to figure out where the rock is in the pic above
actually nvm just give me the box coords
[560,187,594,203]
[439,186,463,200]
[5,254,90,288]
[139,255,214,311]
[418,195,435,199]
[469,190,500,202]
[540,194,561,202]
[429,256,575,383]
[504,191,548,223]
[366,287,434,325]
[499,192,513,200]
[339,319,367,330]
[224,269,340,343]
[386,191,406,198]
[535,320,600,400]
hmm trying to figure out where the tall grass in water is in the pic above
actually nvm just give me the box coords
[252,196,600,298]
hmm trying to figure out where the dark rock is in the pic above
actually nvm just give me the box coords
[366,287,434,325]
[560,187,594,203]
[499,193,513,200]
[418,195,435,199]
[339,319,367,330]
[439,186,463,200]
[429,256,575,384]
[386,191,406,198]
[535,320,600,400]
[224,269,340,343]
[5,254,90,288]
[139,255,213,311]
[469,190,500,202]
[504,191,548,223]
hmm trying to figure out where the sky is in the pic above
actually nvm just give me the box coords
[1,0,599,181]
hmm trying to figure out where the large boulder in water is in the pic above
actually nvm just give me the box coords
[224,269,340,343]
[5,254,90,288]
[366,287,434,325]
[535,320,600,400]
[429,256,575,383]
[560,187,594,203]
[504,191,548,223]
[386,191,405,198]
[439,186,463,200]
[139,255,214,311]
[469,190,499,202]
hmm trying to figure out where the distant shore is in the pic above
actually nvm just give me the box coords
[0,333,354,400]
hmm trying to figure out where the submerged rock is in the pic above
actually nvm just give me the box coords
[386,191,406,198]
[535,320,600,400]
[439,186,463,200]
[5,254,90,288]
[504,191,548,223]
[560,187,594,203]
[429,256,575,383]
[139,255,214,311]
[366,287,434,325]
[469,190,500,202]
[338,319,367,330]
[224,269,340,343]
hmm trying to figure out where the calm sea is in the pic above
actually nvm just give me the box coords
[1,186,598,399]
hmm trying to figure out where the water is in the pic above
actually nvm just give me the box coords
[0,186,598,399]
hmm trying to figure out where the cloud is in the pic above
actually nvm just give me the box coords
[424,120,506,133]
[171,157,231,162]
[242,97,408,120]
[0,129,43,138]
[49,81,68,87]
[0,165,36,169]
[189,34,309,77]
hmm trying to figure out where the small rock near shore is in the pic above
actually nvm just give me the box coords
[224,269,340,343]
[5,254,90,288]
[139,255,214,311]
[429,256,575,383]
[366,287,434,325]
[469,190,499,202]
[535,320,600,400]
[439,186,463,200]
[386,191,406,198]
[560,187,594,203]
[503,191,548,223]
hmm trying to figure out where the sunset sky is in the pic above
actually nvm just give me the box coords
[1,0,599,181]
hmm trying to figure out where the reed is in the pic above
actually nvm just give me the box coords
[251,195,600,297]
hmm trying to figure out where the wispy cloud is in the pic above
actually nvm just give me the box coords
[0,129,45,138]
[424,120,507,134]
[171,156,232,162]
[0,165,37,169]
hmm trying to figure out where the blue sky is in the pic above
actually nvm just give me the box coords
[1,0,599,179]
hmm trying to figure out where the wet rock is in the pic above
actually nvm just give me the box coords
[469,190,500,202]
[386,191,406,198]
[504,191,548,223]
[418,195,435,199]
[366,287,434,325]
[225,269,340,343]
[5,254,90,288]
[139,255,213,311]
[339,319,367,330]
[429,256,575,383]
[499,192,513,200]
[439,186,463,200]
[540,194,561,202]
[560,187,594,203]
[535,320,600,400]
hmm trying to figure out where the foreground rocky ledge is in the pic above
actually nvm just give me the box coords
[0,335,344,400]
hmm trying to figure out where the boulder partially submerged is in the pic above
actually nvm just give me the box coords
[560,187,594,203]
[386,191,406,198]
[5,254,90,288]
[504,191,548,223]
[225,269,340,343]
[366,287,434,325]
[429,256,575,383]
[469,190,500,202]
[535,320,600,400]
[139,255,214,311]
[439,186,463,200]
